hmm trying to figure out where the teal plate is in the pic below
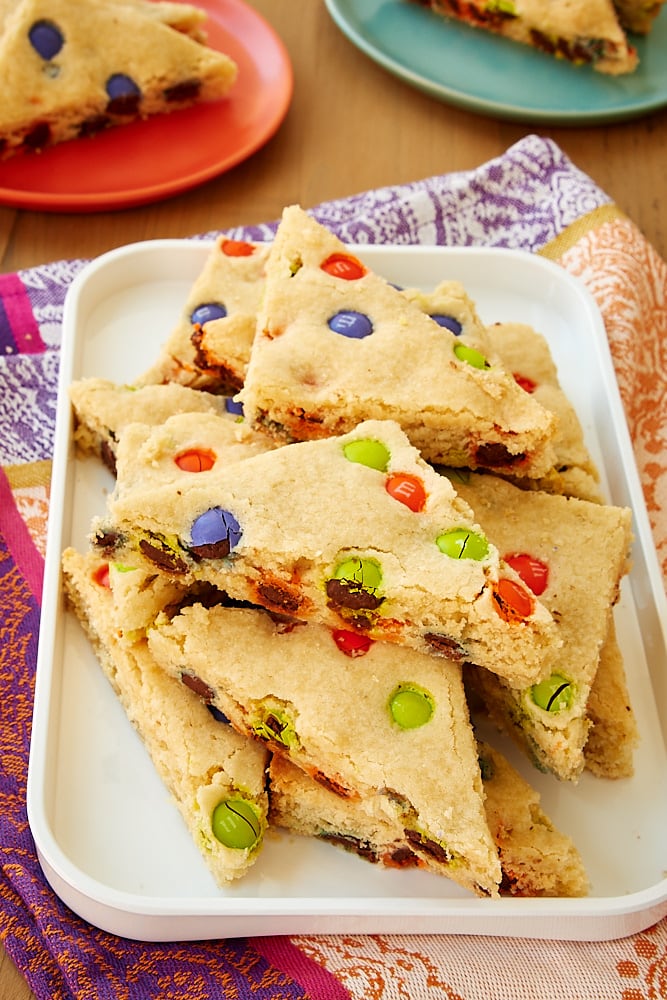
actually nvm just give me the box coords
[324,0,667,124]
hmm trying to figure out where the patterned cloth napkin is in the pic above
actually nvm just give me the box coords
[1,133,666,1000]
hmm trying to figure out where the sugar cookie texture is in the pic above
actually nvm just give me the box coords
[61,548,269,884]
[62,205,644,897]
[268,742,588,897]
[94,415,562,688]
[0,0,237,158]
[69,380,270,475]
[239,205,559,479]
[148,601,503,897]
[136,237,270,393]
[449,470,632,781]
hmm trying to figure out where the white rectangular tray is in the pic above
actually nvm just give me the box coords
[28,239,667,942]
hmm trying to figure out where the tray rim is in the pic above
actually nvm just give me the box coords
[28,238,667,942]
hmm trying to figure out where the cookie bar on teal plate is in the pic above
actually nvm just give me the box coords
[238,205,558,478]
[447,470,633,781]
[93,415,561,688]
[61,547,270,885]
[268,740,588,897]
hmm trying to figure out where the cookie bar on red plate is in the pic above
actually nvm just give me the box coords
[0,0,237,158]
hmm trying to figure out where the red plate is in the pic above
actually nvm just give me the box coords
[0,0,293,212]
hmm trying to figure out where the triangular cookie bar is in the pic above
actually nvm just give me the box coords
[583,619,639,779]
[61,547,270,885]
[144,271,493,402]
[452,471,632,781]
[147,601,503,897]
[0,0,209,37]
[473,320,604,502]
[0,0,237,158]
[238,205,558,479]
[94,414,560,687]
[408,0,638,75]
[136,236,269,393]
[69,378,268,475]
[612,0,665,32]
[268,740,588,897]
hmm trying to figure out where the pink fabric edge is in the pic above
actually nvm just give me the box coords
[0,467,44,604]
[0,273,46,355]
[251,936,352,999]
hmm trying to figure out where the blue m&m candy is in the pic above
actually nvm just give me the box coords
[328,310,373,339]
[190,507,242,558]
[430,313,462,336]
[225,396,244,416]
[105,74,141,114]
[191,302,227,325]
[28,20,64,60]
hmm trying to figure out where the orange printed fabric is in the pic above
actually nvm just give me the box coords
[543,213,667,582]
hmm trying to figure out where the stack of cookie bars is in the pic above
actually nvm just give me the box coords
[62,206,637,899]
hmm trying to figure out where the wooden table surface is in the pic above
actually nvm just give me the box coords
[1,1,666,995]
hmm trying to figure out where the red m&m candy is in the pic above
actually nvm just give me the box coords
[504,552,549,596]
[513,373,537,394]
[92,563,110,589]
[332,629,374,657]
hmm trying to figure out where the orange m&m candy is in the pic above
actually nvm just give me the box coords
[320,253,367,280]
[492,577,534,622]
[174,448,216,473]
[221,239,256,257]
[385,473,427,512]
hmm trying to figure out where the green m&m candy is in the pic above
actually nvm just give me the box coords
[326,555,384,612]
[251,703,299,748]
[453,343,490,370]
[343,438,390,471]
[211,797,262,849]
[530,673,574,713]
[389,684,435,729]
[332,556,383,590]
[436,528,489,561]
